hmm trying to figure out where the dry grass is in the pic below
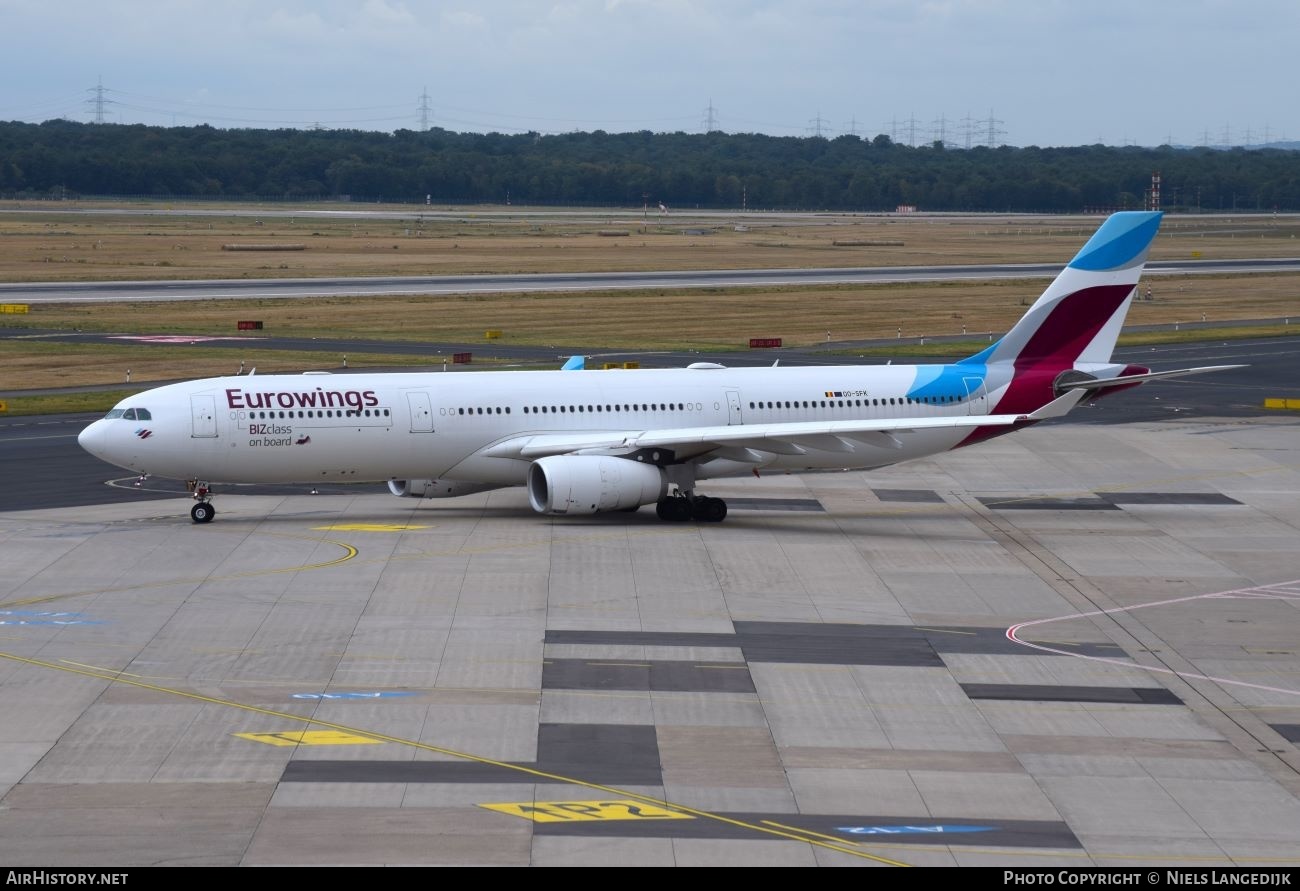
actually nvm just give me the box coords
[8,272,1299,349]
[3,203,1299,282]
[3,203,1298,393]
[0,341,504,390]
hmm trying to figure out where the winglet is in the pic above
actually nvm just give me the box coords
[560,355,585,371]
[1026,388,1087,420]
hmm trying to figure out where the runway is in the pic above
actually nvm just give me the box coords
[1,339,1298,866]
[3,257,1299,304]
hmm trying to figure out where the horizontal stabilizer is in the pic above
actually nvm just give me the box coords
[1027,388,1088,420]
[1067,365,1246,390]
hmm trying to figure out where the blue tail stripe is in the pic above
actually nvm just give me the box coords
[958,341,999,365]
[1068,211,1163,271]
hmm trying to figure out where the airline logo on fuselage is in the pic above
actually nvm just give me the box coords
[225,387,380,411]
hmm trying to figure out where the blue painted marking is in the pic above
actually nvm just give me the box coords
[907,364,984,400]
[291,691,417,700]
[560,355,585,370]
[958,342,999,365]
[1068,211,1162,271]
[836,824,996,835]
[0,610,101,626]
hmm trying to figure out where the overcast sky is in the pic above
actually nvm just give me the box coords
[1,0,1293,147]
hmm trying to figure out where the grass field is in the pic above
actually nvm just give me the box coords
[2,202,1297,397]
[3,203,1300,282]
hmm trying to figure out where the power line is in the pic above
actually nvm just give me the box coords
[86,76,112,124]
[981,108,1006,147]
[418,86,432,131]
[702,98,719,133]
[931,114,948,146]
[807,110,829,138]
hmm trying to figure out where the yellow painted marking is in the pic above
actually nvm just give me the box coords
[0,649,901,864]
[481,799,692,824]
[59,659,143,678]
[313,523,430,532]
[0,400,7,413]
[0,533,357,610]
[1263,397,1300,410]
[760,821,910,867]
[233,730,384,747]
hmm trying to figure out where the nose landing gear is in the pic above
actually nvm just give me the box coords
[187,480,215,524]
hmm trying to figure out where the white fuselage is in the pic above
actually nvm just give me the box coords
[77,363,995,486]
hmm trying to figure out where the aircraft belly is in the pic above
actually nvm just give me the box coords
[696,427,967,478]
[440,454,531,486]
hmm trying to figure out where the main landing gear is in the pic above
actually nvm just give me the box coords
[655,494,728,523]
[187,480,215,524]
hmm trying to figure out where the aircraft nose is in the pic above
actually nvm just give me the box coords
[77,420,108,459]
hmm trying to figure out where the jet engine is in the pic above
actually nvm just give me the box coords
[387,479,503,498]
[527,456,667,515]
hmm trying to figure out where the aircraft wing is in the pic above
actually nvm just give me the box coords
[483,390,1085,461]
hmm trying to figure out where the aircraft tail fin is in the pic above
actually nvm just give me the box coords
[960,211,1162,369]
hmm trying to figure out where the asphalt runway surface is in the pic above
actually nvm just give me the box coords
[1,335,1294,514]
[3,257,1299,304]
[1,349,1297,865]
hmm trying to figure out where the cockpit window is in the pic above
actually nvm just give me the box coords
[123,408,137,420]
[104,409,125,419]
[135,408,151,420]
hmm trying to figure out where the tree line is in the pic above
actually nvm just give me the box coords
[1,119,1297,211]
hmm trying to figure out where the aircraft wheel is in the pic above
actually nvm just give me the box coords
[656,498,691,522]
[191,502,216,524]
[690,496,727,523]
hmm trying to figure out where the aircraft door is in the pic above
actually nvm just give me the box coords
[963,377,988,416]
[407,391,434,433]
[725,389,743,425]
[190,395,217,438]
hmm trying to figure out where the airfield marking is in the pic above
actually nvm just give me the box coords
[0,532,358,610]
[312,523,431,532]
[1007,579,1300,699]
[480,800,694,824]
[234,730,385,747]
[0,648,906,865]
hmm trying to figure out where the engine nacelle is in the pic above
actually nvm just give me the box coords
[527,456,667,515]
[387,479,503,499]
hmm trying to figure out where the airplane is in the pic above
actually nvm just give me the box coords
[78,210,1241,525]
